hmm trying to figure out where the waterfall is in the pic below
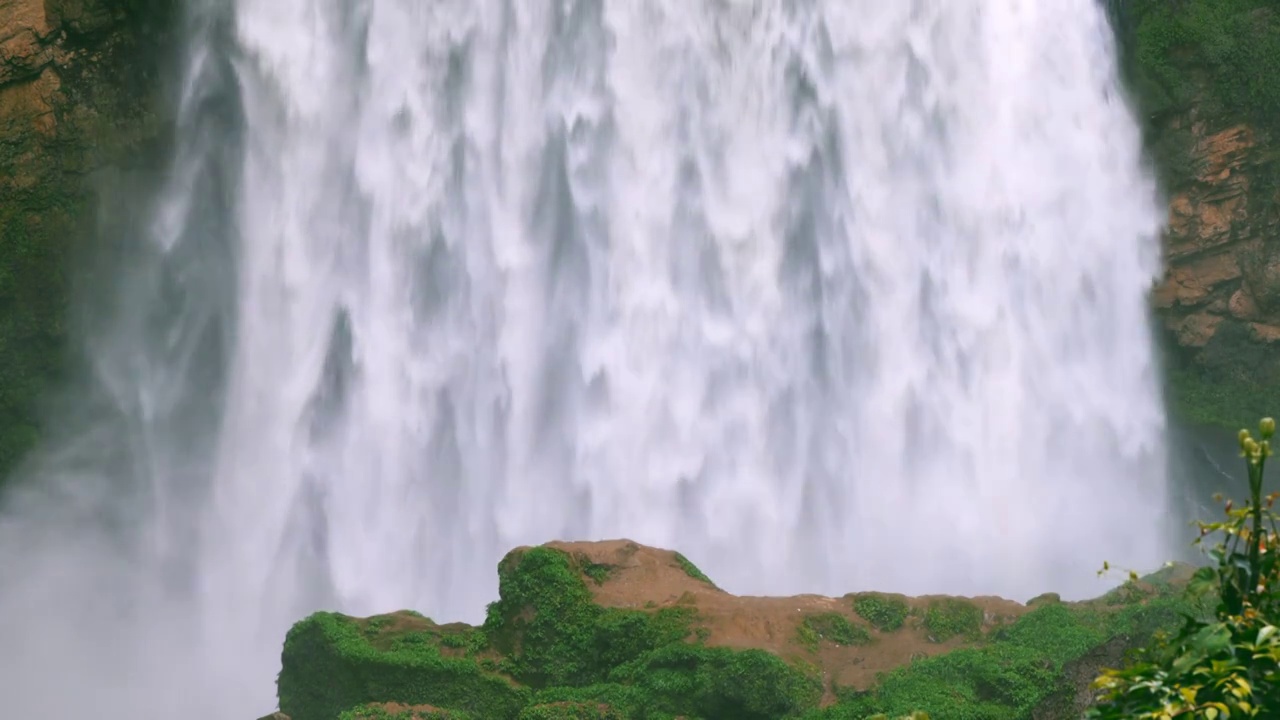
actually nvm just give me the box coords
[0,1,1170,717]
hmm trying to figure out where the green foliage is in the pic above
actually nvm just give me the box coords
[339,704,475,719]
[796,612,871,651]
[803,592,1189,720]
[525,685,664,720]
[608,644,822,720]
[672,552,717,588]
[277,612,529,720]
[1163,361,1280,431]
[517,701,625,720]
[0,195,73,479]
[482,548,701,688]
[852,594,910,632]
[922,599,983,643]
[1121,0,1280,132]
[437,628,488,655]
[577,555,615,585]
[1088,418,1280,718]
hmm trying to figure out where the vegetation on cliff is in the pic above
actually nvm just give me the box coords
[1114,0,1280,149]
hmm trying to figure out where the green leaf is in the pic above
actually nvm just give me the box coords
[1257,625,1278,646]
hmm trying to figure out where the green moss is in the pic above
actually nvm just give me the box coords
[922,599,983,643]
[1121,0,1280,134]
[526,685,659,720]
[517,701,626,720]
[672,552,717,589]
[852,594,910,633]
[803,573,1194,719]
[1163,360,1280,431]
[576,554,615,585]
[796,612,871,651]
[482,547,702,688]
[0,201,73,477]
[338,704,475,720]
[278,612,529,720]
[608,644,823,720]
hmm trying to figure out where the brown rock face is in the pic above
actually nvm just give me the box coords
[1152,113,1280,389]
[0,0,174,478]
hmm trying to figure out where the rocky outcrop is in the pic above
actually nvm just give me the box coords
[0,0,173,476]
[267,540,1193,720]
[1152,118,1280,350]
[1114,0,1280,426]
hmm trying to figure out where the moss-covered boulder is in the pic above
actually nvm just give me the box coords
[277,610,528,720]
[274,541,1197,720]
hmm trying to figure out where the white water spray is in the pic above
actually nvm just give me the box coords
[0,0,1169,717]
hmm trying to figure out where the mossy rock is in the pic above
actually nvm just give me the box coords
[281,546,826,720]
[1026,593,1062,607]
[481,547,705,688]
[277,612,528,720]
[276,548,1195,720]
[608,644,822,720]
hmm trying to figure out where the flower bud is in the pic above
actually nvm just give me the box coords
[1241,428,1253,449]
[1262,417,1276,439]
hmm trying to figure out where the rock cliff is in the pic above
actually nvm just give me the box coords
[1150,112,1280,426]
[0,0,173,475]
[1117,0,1280,427]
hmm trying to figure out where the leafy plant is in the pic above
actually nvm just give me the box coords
[672,553,717,588]
[922,599,983,643]
[852,594,910,632]
[1088,417,1280,718]
[796,613,871,651]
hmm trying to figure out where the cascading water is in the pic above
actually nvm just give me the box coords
[0,1,1171,717]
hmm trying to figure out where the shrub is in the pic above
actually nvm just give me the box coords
[852,594,910,633]
[1088,417,1280,717]
[796,612,871,651]
[922,598,983,643]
